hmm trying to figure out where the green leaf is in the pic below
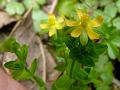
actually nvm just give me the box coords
[12,69,24,79]
[55,64,66,72]
[23,0,39,9]
[32,9,47,21]
[65,37,106,66]
[54,74,74,89]
[85,0,97,7]
[72,61,88,80]
[99,0,112,6]
[4,38,20,53]
[14,59,37,80]
[95,84,110,90]
[80,30,88,46]
[100,62,113,84]
[95,54,109,73]
[113,17,120,30]
[23,0,32,8]
[4,61,24,70]
[32,9,47,32]
[111,36,120,47]
[12,69,31,80]
[29,59,37,74]
[16,44,28,61]
[104,4,117,18]
[57,0,76,17]
[5,2,25,15]
[36,0,46,5]
[107,43,119,59]
[116,0,120,12]
[34,75,45,88]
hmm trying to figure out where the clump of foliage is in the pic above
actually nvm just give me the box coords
[40,9,120,90]
[0,38,45,90]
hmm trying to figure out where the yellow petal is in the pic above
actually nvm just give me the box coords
[77,10,84,18]
[48,13,56,25]
[71,29,81,37]
[90,16,103,27]
[49,28,56,37]
[65,19,79,26]
[40,23,48,29]
[87,28,100,40]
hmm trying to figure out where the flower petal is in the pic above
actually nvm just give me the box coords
[71,29,81,37]
[48,13,56,25]
[77,10,84,18]
[49,28,56,37]
[87,28,100,40]
[90,16,103,27]
[40,24,48,29]
[65,19,79,26]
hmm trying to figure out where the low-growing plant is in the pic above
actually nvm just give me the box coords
[40,9,119,90]
[1,38,45,90]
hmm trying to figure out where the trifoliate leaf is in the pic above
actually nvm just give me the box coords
[32,9,47,21]
[104,4,117,18]
[5,2,25,15]
[113,17,120,30]
[107,43,119,59]
[32,9,47,32]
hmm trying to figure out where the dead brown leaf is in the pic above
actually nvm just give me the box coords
[0,11,16,29]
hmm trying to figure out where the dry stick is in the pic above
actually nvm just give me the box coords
[37,0,58,83]
[37,37,46,83]
[49,0,58,13]
[113,77,120,88]
[9,8,32,37]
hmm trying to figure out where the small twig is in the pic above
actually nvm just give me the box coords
[37,37,46,83]
[49,0,58,13]
[9,8,32,37]
[113,77,120,88]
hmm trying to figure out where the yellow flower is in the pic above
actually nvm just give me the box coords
[65,10,103,40]
[40,13,64,37]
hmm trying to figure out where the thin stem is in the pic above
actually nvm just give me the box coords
[70,60,75,78]
[25,68,45,90]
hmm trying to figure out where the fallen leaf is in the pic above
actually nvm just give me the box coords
[0,11,16,29]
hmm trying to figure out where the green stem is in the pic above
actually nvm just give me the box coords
[25,68,45,90]
[70,60,75,78]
